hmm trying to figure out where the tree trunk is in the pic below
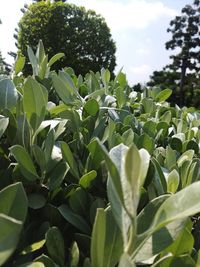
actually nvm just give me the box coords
[179,60,187,106]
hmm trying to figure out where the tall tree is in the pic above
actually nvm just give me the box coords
[166,0,200,106]
[15,1,116,76]
[0,19,10,75]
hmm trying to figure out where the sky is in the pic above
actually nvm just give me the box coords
[0,0,192,85]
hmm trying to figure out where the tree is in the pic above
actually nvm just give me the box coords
[0,19,10,75]
[15,1,116,76]
[165,0,200,106]
[147,66,200,107]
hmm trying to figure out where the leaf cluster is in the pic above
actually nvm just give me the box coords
[1,43,200,266]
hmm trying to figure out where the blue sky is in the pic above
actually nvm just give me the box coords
[0,0,192,84]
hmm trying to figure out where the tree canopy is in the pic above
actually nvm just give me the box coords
[148,0,200,107]
[15,1,116,76]
[165,0,200,106]
[0,19,10,75]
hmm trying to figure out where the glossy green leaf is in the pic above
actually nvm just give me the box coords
[136,220,185,264]
[28,193,46,209]
[10,145,39,181]
[34,255,56,267]
[36,40,45,65]
[125,144,150,216]
[59,205,91,235]
[0,116,9,139]
[69,187,88,216]
[48,53,65,67]
[0,182,28,222]
[166,169,179,193]
[23,77,48,131]
[155,89,172,102]
[70,242,79,267]
[14,54,26,75]
[152,181,200,231]
[91,208,123,267]
[52,74,74,105]
[79,170,97,189]
[60,141,79,179]
[118,253,134,267]
[0,78,18,110]
[48,161,69,191]
[22,240,46,255]
[0,214,22,266]
[170,137,182,152]
[32,145,46,172]
[152,255,195,267]
[165,146,177,171]
[137,133,154,154]
[164,222,194,256]
[45,226,65,267]
[0,184,26,263]
[27,46,38,76]
[83,99,99,118]
[19,262,45,267]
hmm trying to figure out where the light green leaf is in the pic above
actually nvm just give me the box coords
[48,53,65,67]
[21,240,46,255]
[0,182,28,222]
[10,145,39,181]
[19,262,45,267]
[152,181,200,231]
[79,170,97,189]
[36,40,45,65]
[125,145,150,216]
[91,208,123,267]
[0,78,18,110]
[137,133,154,154]
[165,146,177,171]
[0,116,9,139]
[155,89,172,102]
[166,169,179,193]
[27,46,38,76]
[14,54,26,75]
[34,254,56,267]
[83,99,99,118]
[164,222,194,256]
[0,214,22,266]
[70,242,79,267]
[23,77,48,131]
[60,141,79,179]
[118,253,135,267]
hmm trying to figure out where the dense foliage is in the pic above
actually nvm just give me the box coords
[15,1,116,76]
[147,69,200,108]
[2,43,200,266]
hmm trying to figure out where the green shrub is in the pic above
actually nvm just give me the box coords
[1,43,200,266]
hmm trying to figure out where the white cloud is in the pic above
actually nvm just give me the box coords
[128,64,152,84]
[130,64,151,75]
[70,0,178,32]
[136,48,149,56]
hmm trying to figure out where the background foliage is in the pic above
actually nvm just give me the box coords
[15,0,116,77]
[147,0,200,108]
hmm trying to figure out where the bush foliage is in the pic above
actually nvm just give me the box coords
[1,43,200,266]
